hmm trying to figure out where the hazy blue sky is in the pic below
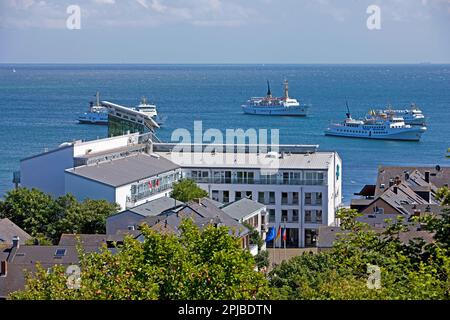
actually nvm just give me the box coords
[1,0,449,63]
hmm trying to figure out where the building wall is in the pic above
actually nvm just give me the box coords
[197,182,329,248]
[64,172,116,205]
[20,146,74,197]
[73,133,137,157]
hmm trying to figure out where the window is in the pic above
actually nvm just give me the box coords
[236,171,254,184]
[223,191,229,203]
[305,193,312,205]
[292,209,299,222]
[213,171,231,183]
[235,191,242,201]
[269,192,275,204]
[281,210,288,222]
[191,170,209,183]
[246,191,252,199]
[281,192,288,205]
[283,172,289,184]
[293,192,299,204]
[211,190,219,201]
[258,192,265,204]
[268,209,276,222]
[261,173,277,184]
[316,210,323,223]
[315,192,323,205]
[305,229,318,247]
[305,210,312,223]
[54,249,66,258]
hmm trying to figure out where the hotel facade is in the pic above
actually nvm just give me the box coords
[17,132,342,248]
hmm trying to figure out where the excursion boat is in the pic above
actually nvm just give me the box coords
[241,80,309,116]
[370,104,426,126]
[78,92,109,125]
[325,103,427,141]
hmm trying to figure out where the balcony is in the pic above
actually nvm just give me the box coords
[126,183,172,207]
[190,177,325,186]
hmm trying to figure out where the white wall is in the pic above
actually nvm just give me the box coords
[20,146,74,197]
[64,172,116,205]
[73,133,138,157]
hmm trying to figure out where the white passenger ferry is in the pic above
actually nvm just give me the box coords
[241,80,309,116]
[371,104,426,126]
[325,104,427,141]
[132,97,167,126]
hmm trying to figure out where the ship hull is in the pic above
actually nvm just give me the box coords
[325,127,426,141]
[78,113,109,125]
[241,105,308,116]
[78,119,108,125]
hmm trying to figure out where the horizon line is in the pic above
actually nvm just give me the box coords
[1,62,449,66]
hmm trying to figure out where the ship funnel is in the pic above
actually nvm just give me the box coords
[266,80,272,98]
[284,79,289,99]
[345,101,351,119]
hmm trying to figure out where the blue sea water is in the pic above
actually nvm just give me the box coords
[0,64,449,203]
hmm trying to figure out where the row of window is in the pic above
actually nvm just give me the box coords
[211,190,322,206]
[189,170,325,185]
[268,209,323,224]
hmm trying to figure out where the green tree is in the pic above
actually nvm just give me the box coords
[170,179,208,202]
[269,205,450,300]
[10,219,270,300]
[0,188,119,244]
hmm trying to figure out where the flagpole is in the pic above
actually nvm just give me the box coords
[284,219,287,261]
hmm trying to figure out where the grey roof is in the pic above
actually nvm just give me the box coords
[58,234,109,246]
[356,213,412,228]
[318,224,435,249]
[126,196,183,217]
[371,183,429,215]
[376,166,450,196]
[66,153,180,187]
[0,245,99,298]
[221,198,265,221]
[317,226,349,248]
[0,218,32,245]
[141,198,250,238]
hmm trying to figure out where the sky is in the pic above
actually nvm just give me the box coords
[0,0,449,63]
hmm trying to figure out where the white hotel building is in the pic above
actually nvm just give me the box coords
[17,132,342,248]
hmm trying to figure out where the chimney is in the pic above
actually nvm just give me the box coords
[424,171,430,183]
[389,179,394,187]
[12,236,20,249]
[0,260,7,277]
[393,186,398,194]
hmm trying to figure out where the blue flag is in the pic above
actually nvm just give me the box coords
[265,226,276,242]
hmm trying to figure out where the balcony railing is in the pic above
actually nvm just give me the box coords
[127,183,172,206]
[189,177,325,186]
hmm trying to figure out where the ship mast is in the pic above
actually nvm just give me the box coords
[284,79,289,99]
[96,91,100,106]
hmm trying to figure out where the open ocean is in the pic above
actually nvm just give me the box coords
[0,64,449,203]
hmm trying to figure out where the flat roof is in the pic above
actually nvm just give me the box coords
[155,151,336,170]
[66,153,180,187]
